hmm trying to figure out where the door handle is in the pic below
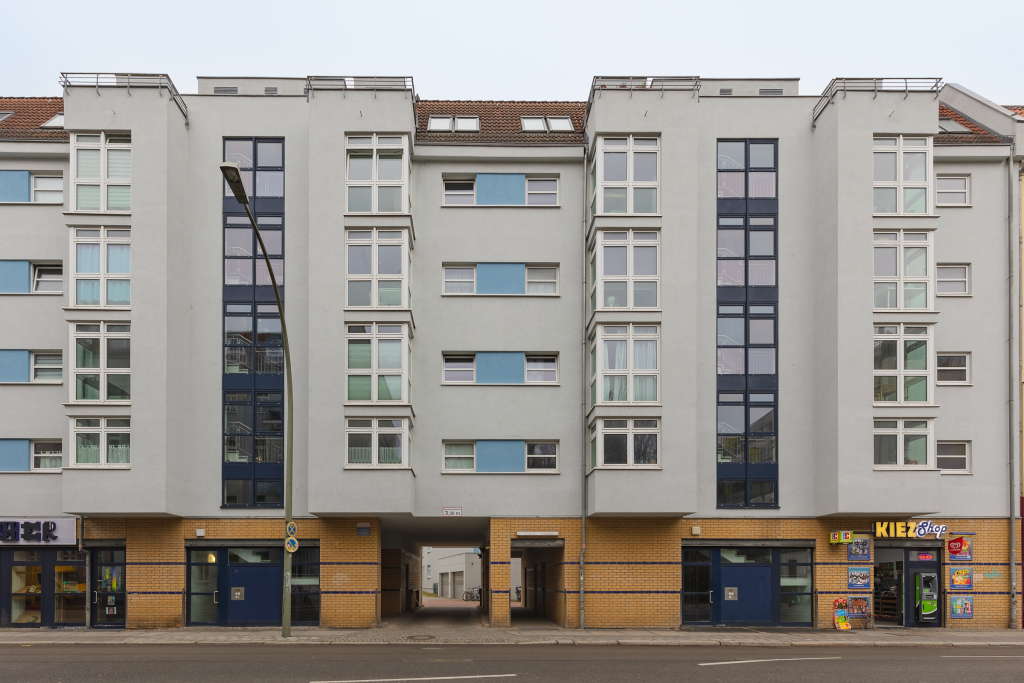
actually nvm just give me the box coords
[93,591,98,604]
[709,590,713,605]
[213,590,219,604]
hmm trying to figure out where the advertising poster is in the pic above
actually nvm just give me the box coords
[950,567,973,590]
[948,535,973,561]
[951,595,974,619]
[847,595,870,618]
[847,537,870,562]
[847,566,871,589]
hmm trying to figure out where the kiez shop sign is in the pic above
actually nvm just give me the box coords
[0,518,77,544]
[874,520,947,539]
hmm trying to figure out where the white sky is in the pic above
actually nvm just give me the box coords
[3,0,1023,105]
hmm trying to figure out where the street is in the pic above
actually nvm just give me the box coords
[3,645,1023,682]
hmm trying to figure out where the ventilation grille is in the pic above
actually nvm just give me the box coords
[214,86,238,95]
[759,88,783,97]
[265,87,278,95]
[719,88,733,96]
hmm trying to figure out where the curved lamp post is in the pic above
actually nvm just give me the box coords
[220,162,295,638]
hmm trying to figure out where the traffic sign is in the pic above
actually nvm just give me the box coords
[286,521,297,537]
[285,537,299,553]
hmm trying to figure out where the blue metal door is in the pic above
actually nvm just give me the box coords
[227,564,280,625]
[720,565,773,624]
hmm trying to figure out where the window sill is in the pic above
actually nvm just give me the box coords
[66,465,131,470]
[442,470,560,474]
[595,402,663,406]
[872,309,939,313]
[936,204,972,208]
[595,307,661,312]
[0,202,65,207]
[344,402,412,406]
[940,470,973,475]
[343,307,412,311]
[440,294,560,298]
[872,467,936,472]
[0,292,63,296]
[591,465,662,470]
[0,382,63,386]
[1,470,62,474]
[344,465,411,470]
[65,211,132,216]
[441,382,561,387]
[936,382,972,387]
[441,204,561,209]
[63,306,132,311]
[936,293,972,298]
[872,403,939,408]
[344,212,411,217]
[595,213,662,218]
[62,402,131,407]
[871,214,940,219]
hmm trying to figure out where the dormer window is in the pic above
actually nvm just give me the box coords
[0,112,14,123]
[546,117,574,132]
[521,117,547,132]
[938,117,970,134]
[521,116,575,132]
[40,113,65,129]
[455,116,479,132]
[428,116,453,132]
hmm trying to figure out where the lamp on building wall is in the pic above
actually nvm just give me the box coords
[220,162,295,638]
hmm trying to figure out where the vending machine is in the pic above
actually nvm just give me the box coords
[916,572,938,622]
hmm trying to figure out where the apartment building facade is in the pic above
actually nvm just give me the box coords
[0,74,1021,630]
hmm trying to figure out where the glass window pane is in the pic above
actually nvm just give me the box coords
[602,375,627,401]
[717,348,745,375]
[633,433,657,464]
[717,480,746,506]
[225,228,252,257]
[76,244,100,273]
[748,260,775,286]
[874,376,897,402]
[717,172,744,198]
[378,281,402,306]
[717,230,745,257]
[874,247,897,277]
[904,434,927,465]
[749,407,775,432]
[603,246,627,275]
[633,153,657,182]
[634,375,657,401]
[904,375,927,402]
[255,259,284,286]
[603,152,627,181]
[749,143,774,168]
[905,340,927,370]
[750,481,776,505]
[378,375,402,401]
[348,280,371,306]
[603,281,627,308]
[633,187,657,213]
[633,281,657,307]
[348,433,372,464]
[905,247,927,277]
[749,232,774,257]
[717,260,745,287]
[717,318,744,346]
[224,259,253,286]
[347,375,371,401]
[378,245,402,275]
[603,187,626,213]
[257,142,283,167]
[717,435,745,463]
[106,185,130,211]
[378,339,402,369]
[749,436,776,463]
[603,340,627,369]
[76,338,100,368]
[76,374,101,400]
[106,433,130,463]
[107,339,130,368]
[904,282,927,308]
[347,339,371,369]
[378,433,403,464]
[874,187,897,213]
[107,149,131,180]
[748,172,776,198]
[76,433,100,463]
[348,154,372,181]
[717,142,745,170]
[748,348,776,374]
[749,319,774,345]
[378,186,402,212]
[717,405,745,434]
[904,187,927,214]
[603,433,627,464]
[903,152,927,182]
[874,340,897,369]
[874,282,897,308]
[874,152,897,181]
[348,186,371,212]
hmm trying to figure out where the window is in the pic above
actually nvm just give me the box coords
[873,231,930,310]
[346,229,407,308]
[526,178,558,205]
[224,214,284,287]
[444,267,475,294]
[937,442,970,472]
[224,390,284,465]
[31,352,62,382]
[31,441,62,470]
[937,264,969,295]
[936,353,970,384]
[717,303,777,376]
[73,132,130,212]
[520,117,574,132]
[526,355,557,383]
[592,418,659,467]
[596,136,659,214]
[443,442,475,471]
[938,118,971,133]
[32,176,63,203]
[428,116,453,132]
[936,175,970,206]
[526,267,557,294]
[346,134,407,213]
[526,442,557,470]
[71,322,130,402]
[590,325,659,403]
[223,138,283,200]
[32,264,62,293]
[443,180,475,205]
[592,230,659,309]
[716,392,778,507]
[455,116,480,132]
[873,136,931,215]
[73,417,130,466]
[520,117,546,132]
[443,355,475,383]
[716,216,777,288]
[345,418,407,467]
[873,419,931,469]
[0,112,11,123]
[346,323,407,402]
[717,140,777,199]
[224,303,283,377]
[73,227,130,307]
[873,324,931,404]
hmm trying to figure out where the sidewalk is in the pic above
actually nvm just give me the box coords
[3,625,1024,647]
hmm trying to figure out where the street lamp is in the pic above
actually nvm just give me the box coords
[220,162,295,638]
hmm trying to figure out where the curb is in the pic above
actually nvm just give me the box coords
[3,638,1024,647]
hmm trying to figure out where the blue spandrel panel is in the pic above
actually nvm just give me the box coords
[0,171,30,202]
[476,440,526,473]
[0,260,31,293]
[477,263,525,295]
[0,350,30,382]
[476,174,525,205]
[476,352,525,384]
[0,439,31,471]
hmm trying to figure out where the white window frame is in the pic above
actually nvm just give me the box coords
[596,135,660,215]
[526,177,559,206]
[936,352,971,385]
[937,440,971,473]
[70,322,131,404]
[526,441,559,471]
[525,266,558,295]
[32,263,62,293]
[72,132,131,213]
[344,323,408,404]
[72,227,131,308]
[442,354,476,383]
[873,418,932,470]
[936,175,970,206]
[443,266,476,294]
[31,440,63,471]
[32,175,63,204]
[937,263,970,296]
[872,135,932,216]
[31,351,62,383]
[345,228,408,309]
[873,324,932,406]
[592,230,660,310]
[71,417,131,467]
[525,355,558,384]
[546,117,574,132]
[872,231,932,311]
[591,418,660,468]
[428,116,453,132]
[591,324,660,404]
[455,116,480,132]
[442,441,476,472]
[345,134,408,214]
[443,178,476,205]
[344,418,408,468]
[520,116,547,132]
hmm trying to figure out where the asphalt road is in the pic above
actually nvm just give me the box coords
[3,644,1023,682]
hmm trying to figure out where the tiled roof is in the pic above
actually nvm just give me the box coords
[415,100,586,145]
[1004,105,1024,116]
[0,97,67,140]
[936,104,1003,145]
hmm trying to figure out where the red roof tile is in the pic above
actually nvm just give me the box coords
[1004,105,1024,116]
[0,97,67,140]
[937,104,1003,145]
[415,100,586,145]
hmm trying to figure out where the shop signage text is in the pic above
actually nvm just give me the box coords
[874,520,947,539]
[0,518,76,545]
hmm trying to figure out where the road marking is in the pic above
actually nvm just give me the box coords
[699,657,842,667]
[312,675,517,683]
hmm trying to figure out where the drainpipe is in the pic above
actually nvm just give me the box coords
[80,516,90,628]
[580,132,589,630]
[1008,141,1020,628]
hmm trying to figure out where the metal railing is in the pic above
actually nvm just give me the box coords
[586,76,701,124]
[59,73,189,126]
[305,76,415,99]
[812,78,943,123]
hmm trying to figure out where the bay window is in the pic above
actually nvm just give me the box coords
[346,228,407,308]
[591,418,659,467]
[873,418,931,469]
[590,324,659,403]
[346,418,407,467]
[873,324,931,404]
[591,230,659,309]
[73,227,131,307]
[74,132,130,212]
[873,136,932,215]
[346,134,407,213]
[346,323,407,403]
[596,136,659,214]
[873,231,930,310]
[71,323,130,403]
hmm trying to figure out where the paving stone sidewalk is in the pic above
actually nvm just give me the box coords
[3,625,1024,647]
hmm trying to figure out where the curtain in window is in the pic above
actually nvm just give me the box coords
[106,280,130,306]
[348,340,371,369]
[76,280,100,306]
[634,376,657,401]
[634,340,657,369]
[107,244,130,273]
[444,443,474,469]
[77,149,100,178]
[77,244,100,273]
[604,340,627,370]
[348,434,372,464]
[106,434,130,463]
[76,434,100,463]
[378,281,402,306]
[347,376,371,401]
[603,375,627,401]
[106,185,131,211]
[377,340,402,369]
[378,434,402,464]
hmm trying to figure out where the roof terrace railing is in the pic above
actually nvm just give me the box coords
[305,76,415,99]
[59,73,189,127]
[586,76,701,122]
[812,78,943,124]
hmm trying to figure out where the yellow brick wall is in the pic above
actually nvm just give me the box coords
[381,548,420,616]
[320,518,381,628]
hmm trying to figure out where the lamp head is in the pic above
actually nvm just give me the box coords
[220,162,249,205]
